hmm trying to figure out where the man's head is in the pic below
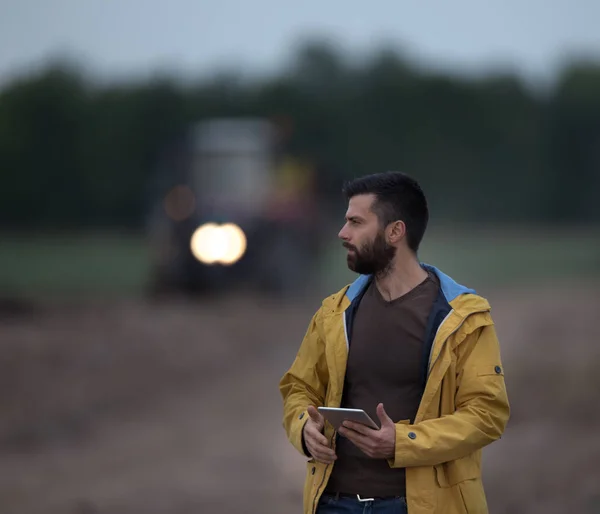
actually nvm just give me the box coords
[337,171,429,275]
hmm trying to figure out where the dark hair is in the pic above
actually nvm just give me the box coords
[342,171,429,253]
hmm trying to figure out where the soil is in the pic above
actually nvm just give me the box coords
[1,283,598,513]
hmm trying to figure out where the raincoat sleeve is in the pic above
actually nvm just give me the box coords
[279,308,330,457]
[389,322,510,468]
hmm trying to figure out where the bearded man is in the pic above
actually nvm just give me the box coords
[280,171,510,514]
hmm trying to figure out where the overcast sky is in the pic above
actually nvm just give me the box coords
[1,0,600,86]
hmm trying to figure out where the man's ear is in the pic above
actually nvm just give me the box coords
[387,220,406,244]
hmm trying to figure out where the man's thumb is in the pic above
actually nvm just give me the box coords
[376,403,394,426]
[307,405,324,426]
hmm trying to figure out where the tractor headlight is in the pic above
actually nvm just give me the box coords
[190,223,247,265]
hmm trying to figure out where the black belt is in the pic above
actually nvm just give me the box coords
[323,491,405,502]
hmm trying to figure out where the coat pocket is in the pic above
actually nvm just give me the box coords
[434,455,480,488]
[435,461,486,514]
[457,478,488,514]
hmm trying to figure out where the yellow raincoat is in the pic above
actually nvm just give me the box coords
[279,265,509,514]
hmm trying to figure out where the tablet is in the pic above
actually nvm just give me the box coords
[318,407,379,431]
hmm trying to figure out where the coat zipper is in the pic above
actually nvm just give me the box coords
[427,309,454,375]
[342,312,349,351]
[313,315,347,513]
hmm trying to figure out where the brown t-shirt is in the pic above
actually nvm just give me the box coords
[325,271,439,498]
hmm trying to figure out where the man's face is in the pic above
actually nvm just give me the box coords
[337,194,396,275]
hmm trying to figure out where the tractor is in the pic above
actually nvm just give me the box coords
[145,117,324,297]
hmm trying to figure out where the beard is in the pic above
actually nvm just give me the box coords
[343,230,396,276]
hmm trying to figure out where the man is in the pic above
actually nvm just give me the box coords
[279,171,509,514]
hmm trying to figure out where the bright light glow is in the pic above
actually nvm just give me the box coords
[190,223,247,265]
[218,223,248,264]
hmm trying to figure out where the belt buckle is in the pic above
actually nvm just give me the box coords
[356,494,374,502]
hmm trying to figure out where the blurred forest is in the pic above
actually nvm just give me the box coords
[1,39,600,231]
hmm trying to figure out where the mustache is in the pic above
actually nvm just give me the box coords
[343,242,357,252]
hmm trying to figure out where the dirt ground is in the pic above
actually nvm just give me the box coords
[1,282,599,514]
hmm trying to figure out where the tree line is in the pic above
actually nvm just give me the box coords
[1,40,599,230]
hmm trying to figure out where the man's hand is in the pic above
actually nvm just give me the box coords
[338,403,396,459]
[303,406,337,464]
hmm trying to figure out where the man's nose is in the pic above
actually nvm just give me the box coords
[338,225,349,241]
